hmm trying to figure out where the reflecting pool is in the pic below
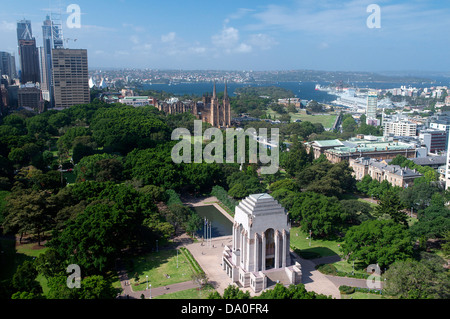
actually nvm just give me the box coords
[193,205,233,238]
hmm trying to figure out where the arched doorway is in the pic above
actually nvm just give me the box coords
[264,228,275,269]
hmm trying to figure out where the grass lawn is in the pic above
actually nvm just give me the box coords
[340,291,385,299]
[126,249,195,291]
[357,198,378,208]
[153,285,215,299]
[289,226,343,258]
[332,260,369,277]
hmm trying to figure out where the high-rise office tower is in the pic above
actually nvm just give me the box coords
[17,20,40,84]
[0,52,17,79]
[366,91,378,123]
[41,15,65,106]
[17,20,33,42]
[52,49,89,108]
[41,16,52,92]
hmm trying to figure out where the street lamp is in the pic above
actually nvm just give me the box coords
[177,249,179,268]
[146,275,148,290]
[309,230,312,247]
[149,284,151,299]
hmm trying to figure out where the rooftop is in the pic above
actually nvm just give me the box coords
[313,139,344,147]
[238,193,286,217]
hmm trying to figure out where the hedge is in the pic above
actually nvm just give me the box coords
[210,186,238,214]
[339,285,355,295]
[180,247,204,275]
[316,264,370,279]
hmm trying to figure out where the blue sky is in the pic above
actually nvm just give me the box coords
[1,0,449,72]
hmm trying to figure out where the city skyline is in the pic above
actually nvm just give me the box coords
[0,0,449,73]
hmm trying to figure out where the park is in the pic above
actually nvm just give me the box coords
[0,97,448,300]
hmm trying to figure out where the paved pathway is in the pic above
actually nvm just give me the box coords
[289,251,341,299]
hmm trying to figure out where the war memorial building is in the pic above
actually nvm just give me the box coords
[222,194,302,293]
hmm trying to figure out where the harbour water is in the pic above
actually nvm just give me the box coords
[142,81,337,103]
[193,205,233,239]
[141,80,448,104]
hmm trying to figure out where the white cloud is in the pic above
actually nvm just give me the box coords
[130,35,140,44]
[248,0,450,38]
[235,43,252,53]
[228,8,254,20]
[122,23,145,33]
[248,33,278,50]
[212,26,252,54]
[212,27,240,48]
[189,46,207,54]
[0,20,15,31]
[161,32,176,43]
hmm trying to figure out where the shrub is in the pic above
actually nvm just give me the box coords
[339,285,355,295]
[316,264,338,276]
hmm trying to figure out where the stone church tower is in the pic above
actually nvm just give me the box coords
[209,80,231,128]
[222,194,302,293]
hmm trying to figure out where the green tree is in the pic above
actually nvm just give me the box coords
[3,189,54,245]
[78,275,117,299]
[12,260,43,295]
[374,189,407,226]
[290,192,347,238]
[340,199,374,225]
[48,200,144,274]
[91,106,169,154]
[384,258,450,299]
[125,142,184,190]
[256,283,331,299]
[74,153,123,182]
[208,285,251,299]
[399,182,438,212]
[185,211,203,236]
[341,219,413,269]
[410,193,450,239]
[342,116,357,133]
[281,136,311,177]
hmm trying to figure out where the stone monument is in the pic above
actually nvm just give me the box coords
[222,193,302,293]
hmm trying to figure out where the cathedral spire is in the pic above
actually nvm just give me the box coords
[224,80,228,99]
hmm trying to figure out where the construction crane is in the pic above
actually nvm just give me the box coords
[64,38,78,48]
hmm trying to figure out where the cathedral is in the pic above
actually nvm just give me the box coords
[155,81,231,128]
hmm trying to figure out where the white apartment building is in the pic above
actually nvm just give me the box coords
[366,91,378,122]
[383,120,417,137]
[446,131,450,190]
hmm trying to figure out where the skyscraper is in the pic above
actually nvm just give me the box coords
[17,20,33,42]
[52,49,89,108]
[41,15,65,107]
[17,20,40,84]
[0,51,17,79]
[41,16,52,92]
[366,91,378,123]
